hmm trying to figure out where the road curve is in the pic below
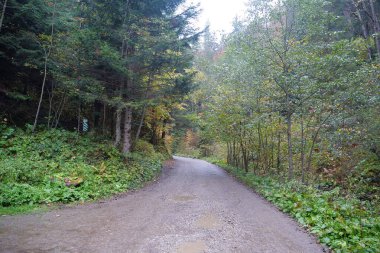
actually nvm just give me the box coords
[0,157,324,253]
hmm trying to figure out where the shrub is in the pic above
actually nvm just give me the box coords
[0,128,164,210]
[133,139,156,155]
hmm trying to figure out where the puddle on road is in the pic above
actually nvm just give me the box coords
[196,213,221,229]
[172,195,196,202]
[176,240,207,253]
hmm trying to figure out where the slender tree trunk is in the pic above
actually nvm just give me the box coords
[114,108,122,147]
[286,112,294,180]
[369,0,380,59]
[227,141,231,164]
[33,51,49,132]
[52,92,64,128]
[264,129,269,172]
[239,129,248,173]
[122,106,132,153]
[54,95,66,128]
[77,104,81,134]
[0,0,8,33]
[47,81,54,129]
[305,112,332,183]
[102,103,106,135]
[301,113,306,183]
[32,1,56,132]
[135,103,147,142]
[354,0,372,60]
[276,125,282,175]
[270,118,275,169]
[135,75,151,142]
[257,122,262,171]
[233,139,238,167]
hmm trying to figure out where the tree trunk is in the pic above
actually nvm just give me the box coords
[369,0,380,59]
[135,103,147,142]
[305,112,332,183]
[286,112,294,180]
[51,92,64,128]
[32,0,56,132]
[354,0,372,60]
[77,104,81,134]
[114,108,122,147]
[227,142,231,164]
[257,122,262,171]
[264,129,269,173]
[54,95,66,128]
[102,103,106,135]
[270,119,275,169]
[32,50,49,133]
[122,106,132,153]
[239,135,248,172]
[301,113,306,183]
[47,81,54,129]
[276,127,282,175]
[0,0,8,32]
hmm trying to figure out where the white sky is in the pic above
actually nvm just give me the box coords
[184,0,248,34]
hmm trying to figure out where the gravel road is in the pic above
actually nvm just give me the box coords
[0,156,325,253]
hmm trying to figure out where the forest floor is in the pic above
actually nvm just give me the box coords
[0,157,325,253]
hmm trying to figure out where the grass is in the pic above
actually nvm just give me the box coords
[0,204,50,215]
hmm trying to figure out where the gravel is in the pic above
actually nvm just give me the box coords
[0,156,325,253]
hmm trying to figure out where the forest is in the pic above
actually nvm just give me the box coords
[0,0,200,211]
[0,0,379,252]
[174,0,380,251]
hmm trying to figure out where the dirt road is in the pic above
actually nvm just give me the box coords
[0,157,324,253]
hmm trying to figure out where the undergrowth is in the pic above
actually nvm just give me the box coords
[205,157,380,253]
[0,127,165,214]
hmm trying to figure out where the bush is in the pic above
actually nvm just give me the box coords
[0,128,164,209]
[133,139,156,155]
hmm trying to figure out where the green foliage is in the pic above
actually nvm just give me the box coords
[211,159,380,253]
[348,156,380,203]
[133,139,156,156]
[0,128,163,210]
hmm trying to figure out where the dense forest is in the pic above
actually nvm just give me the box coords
[174,0,380,251]
[0,0,200,211]
[0,0,379,252]
[0,0,199,148]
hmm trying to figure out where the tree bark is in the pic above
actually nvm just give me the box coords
[122,106,132,153]
[32,0,56,132]
[32,49,49,132]
[301,113,306,183]
[369,0,380,59]
[54,95,66,128]
[102,103,106,135]
[286,112,294,180]
[353,0,372,60]
[115,55,125,146]
[276,123,282,175]
[77,104,81,134]
[47,81,54,129]
[257,122,262,171]
[305,112,332,183]
[114,108,122,147]
[135,103,147,142]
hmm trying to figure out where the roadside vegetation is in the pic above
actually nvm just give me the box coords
[203,157,379,253]
[0,126,165,214]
